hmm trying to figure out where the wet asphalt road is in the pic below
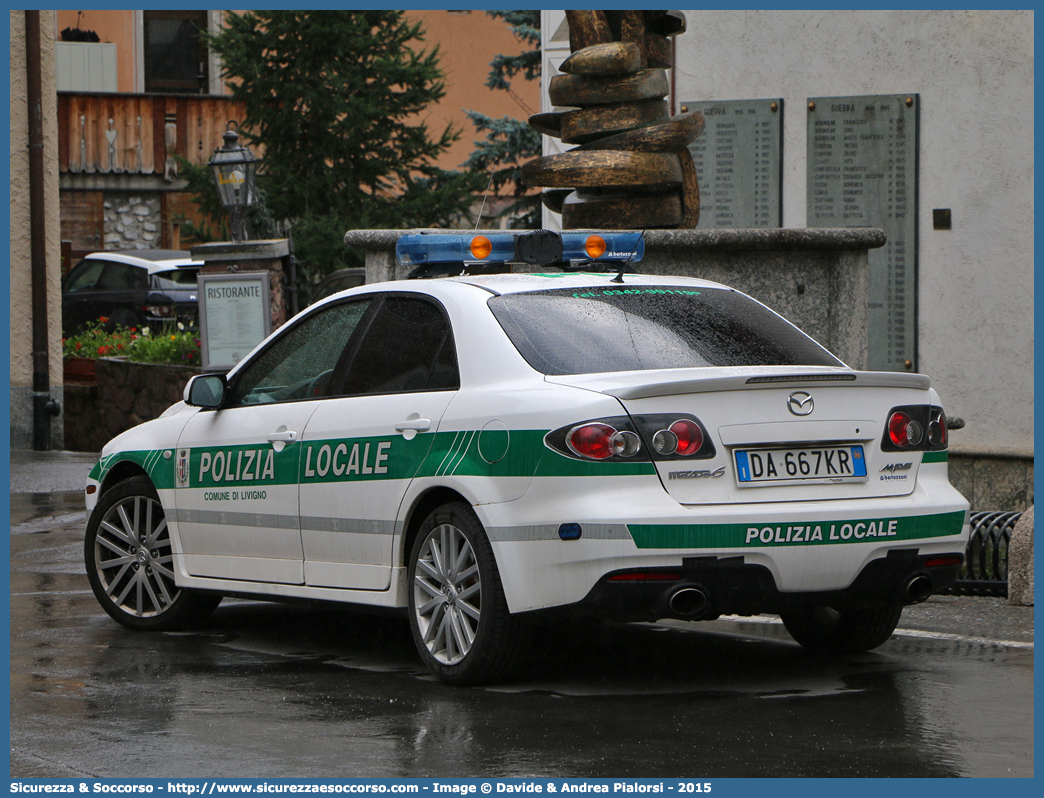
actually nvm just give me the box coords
[9,489,1034,779]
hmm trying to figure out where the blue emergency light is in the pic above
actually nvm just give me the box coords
[561,231,645,264]
[396,230,645,274]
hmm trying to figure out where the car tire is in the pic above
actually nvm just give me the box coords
[407,502,531,685]
[85,476,221,631]
[781,604,903,654]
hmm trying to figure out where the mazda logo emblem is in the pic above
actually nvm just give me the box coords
[787,391,814,416]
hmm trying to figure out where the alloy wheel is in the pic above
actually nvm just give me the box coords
[92,493,179,619]
[412,523,482,665]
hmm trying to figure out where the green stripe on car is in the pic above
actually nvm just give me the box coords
[628,510,966,549]
[90,429,657,491]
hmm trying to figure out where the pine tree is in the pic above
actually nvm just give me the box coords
[198,11,483,285]
[463,10,542,228]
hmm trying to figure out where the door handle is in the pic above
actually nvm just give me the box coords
[267,428,297,453]
[394,418,431,433]
[395,417,431,441]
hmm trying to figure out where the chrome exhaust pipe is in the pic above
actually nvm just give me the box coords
[904,574,934,604]
[668,586,709,618]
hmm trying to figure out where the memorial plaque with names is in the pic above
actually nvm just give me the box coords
[684,98,783,229]
[807,94,919,372]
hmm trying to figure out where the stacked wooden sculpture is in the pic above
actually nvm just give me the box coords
[522,10,704,229]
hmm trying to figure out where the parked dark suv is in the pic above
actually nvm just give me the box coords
[62,250,200,335]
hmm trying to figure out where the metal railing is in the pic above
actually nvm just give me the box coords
[940,510,1022,598]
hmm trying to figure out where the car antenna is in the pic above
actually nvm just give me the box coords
[473,168,497,232]
[611,225,648,284]
[454,169,498,277]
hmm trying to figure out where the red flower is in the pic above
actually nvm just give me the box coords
[75,342,82,350]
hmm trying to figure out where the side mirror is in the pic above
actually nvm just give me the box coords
[184,374,227,408]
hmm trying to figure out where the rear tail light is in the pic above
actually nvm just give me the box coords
[652,429,677,455]
[566,423,641,460]
[927,407,948,449]
[611,431,641,457]
[670,419,703,456]
[882,405,948,452]
[547,414,715,462]
[635,414,714,460]
[888,411,923,448]
[652,419,704,456]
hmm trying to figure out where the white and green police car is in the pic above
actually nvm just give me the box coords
[84,230,970,685]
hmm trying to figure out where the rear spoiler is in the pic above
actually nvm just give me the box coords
[546,368,932,400]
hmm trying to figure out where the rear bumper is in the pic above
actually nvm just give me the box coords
[476,472,970,615]
[528,549,965,623]
[144,308,198,328]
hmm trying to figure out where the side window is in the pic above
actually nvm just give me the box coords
[342,298,459,396]
[143,10,209,94]
[226,299,372,407]
[97,263,148,291]
[64,260,106,292]
[151,268,200,290]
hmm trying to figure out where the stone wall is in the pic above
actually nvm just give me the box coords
[103,192,162,250]
[64,358,199,452]
[346,227,879,370]
[949,451,1034,513]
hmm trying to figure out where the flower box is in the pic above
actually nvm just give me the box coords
[63,356,97,384]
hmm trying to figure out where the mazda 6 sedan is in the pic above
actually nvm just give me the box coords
[84,231,970,685]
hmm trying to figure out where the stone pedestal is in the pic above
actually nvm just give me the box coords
[947,449,1034,514]
[636,228,878,370]
[1007,506,1034,606]
[344,227,881,369]
[191,239,292,331]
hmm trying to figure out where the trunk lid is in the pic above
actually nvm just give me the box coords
[547,366,934,505]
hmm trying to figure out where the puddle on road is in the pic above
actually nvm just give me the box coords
[10,491,86,528]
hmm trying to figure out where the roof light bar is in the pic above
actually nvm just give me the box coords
[395,230,645,269]
[560,232,645,264]
[396,234,517,266]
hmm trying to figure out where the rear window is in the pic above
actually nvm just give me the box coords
[151,268,199,289]
[487,286,843,376]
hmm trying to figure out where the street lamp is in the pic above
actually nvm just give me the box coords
[208,124,257,242]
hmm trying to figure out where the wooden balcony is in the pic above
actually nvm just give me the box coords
[58,92,248,179]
